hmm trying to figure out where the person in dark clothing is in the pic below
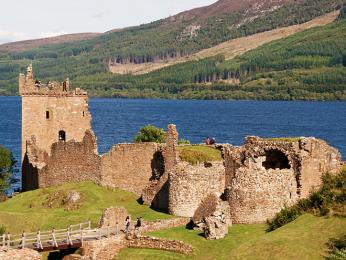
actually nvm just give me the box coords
[134,217,143,238]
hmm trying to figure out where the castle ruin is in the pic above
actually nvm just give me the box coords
[20,66,343,223]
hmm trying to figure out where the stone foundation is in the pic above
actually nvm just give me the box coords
[126,237,193,255]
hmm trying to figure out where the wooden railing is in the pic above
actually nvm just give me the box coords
[0,221,121,251]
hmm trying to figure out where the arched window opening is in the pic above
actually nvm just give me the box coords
[46,111,50,119]
[262,149,290,170]
[58,130,66,141]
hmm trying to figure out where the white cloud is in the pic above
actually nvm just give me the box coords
[0,29,27,44]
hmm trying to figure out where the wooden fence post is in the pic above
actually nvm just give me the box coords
[6,232,10,249]
[80,227,84,247]
[88,221,91,230]
[37,230,43,250]
[52,228,58,248]
[21,231,26,249]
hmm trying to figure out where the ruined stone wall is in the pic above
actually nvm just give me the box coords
[141,124,179,210]
[223,136,342,223]
[227,168,298,223]
[168,162,225,217]
[33,131,101,189]
[100,143,164,195]
[20,65,91,163]
[22,95,91,160]
[299,137,341,197]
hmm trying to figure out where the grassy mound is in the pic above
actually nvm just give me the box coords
[0,182,172,234]
[177,145,222,165]
[118,214,346,260]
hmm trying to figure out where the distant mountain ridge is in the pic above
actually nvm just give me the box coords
[0,33,101,52]
[170,0,291,21]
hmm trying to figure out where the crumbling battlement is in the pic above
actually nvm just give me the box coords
[20,65,91,162]
[222,136,342,223]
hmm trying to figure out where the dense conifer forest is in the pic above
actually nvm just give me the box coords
[0,0,345,100]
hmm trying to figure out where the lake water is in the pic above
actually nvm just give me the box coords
[0,96,345,192]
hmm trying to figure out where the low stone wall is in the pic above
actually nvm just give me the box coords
[0,248,41,260]
[100,143,164,195]
[141,217,190,233]
[168,162,225,217]
[126,236,193,255]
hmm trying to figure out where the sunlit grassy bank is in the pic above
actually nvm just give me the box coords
[0,181,172,234]
[117,214,346,260]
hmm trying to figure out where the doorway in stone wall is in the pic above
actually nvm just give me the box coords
[262,149,290,169]
[58,130,66,141]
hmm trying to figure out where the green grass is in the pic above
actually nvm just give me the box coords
[177,145,222,165]
[117,214,346,260]
[260,137,301,142]
[0,182,172,234]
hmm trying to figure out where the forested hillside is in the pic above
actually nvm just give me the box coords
[71,16,346,100]
[0,0,345,99]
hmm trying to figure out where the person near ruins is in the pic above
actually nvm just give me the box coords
[205,137,210,145]
[63,80,67,91]
[210,137,216,145]
[35,80,40,88]
[134,217,142,238]
[125,216,131,235]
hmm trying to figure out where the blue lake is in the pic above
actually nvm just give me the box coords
[0,96,345,192]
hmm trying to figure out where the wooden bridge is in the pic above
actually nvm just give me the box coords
[0,221,121,252]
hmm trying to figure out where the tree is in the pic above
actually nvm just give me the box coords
[134,125,166,143]
[0,145,15,196]
[339,4,346,19]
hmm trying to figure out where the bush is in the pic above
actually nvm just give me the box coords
[0,145,15,195]
[0,225,5,235]
[327,234,346,260]
[178,139,191,145]
[339,4,346,20]
[134,125,166,143]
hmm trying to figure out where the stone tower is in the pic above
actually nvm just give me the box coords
[20,65,92,190]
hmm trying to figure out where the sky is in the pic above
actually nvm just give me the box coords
[0,0,217,44]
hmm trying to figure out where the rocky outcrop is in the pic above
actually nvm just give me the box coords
[79,236,125,260]
[98,207,128,229]
[0,248,41,260]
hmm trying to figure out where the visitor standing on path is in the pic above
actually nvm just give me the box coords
[125,216,131,235]
[134,217,143,238]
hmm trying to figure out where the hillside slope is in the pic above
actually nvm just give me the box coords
[75,17,346,100]
[109,11,339,75]
[0,0,344,97]
[0,33,101,52]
